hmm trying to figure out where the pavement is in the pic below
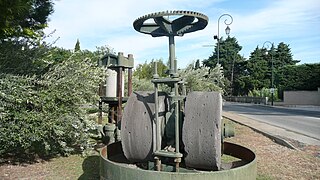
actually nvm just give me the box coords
[222,105,320,149]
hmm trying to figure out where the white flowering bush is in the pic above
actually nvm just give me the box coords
[179,63,224,93]
[132,62,224,93]
[0,51,103,157]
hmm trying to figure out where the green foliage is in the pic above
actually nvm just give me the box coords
[246,47,270,89]
[276,63,320,98]
[194,59,200,69]
[0,51,103,157]
[132,61,223,93]
[0,0,54,39]
[203,37,245,95]
[0,39,52,75]
[248,87,279,101]
[132,77,154,91]
[132,59,168,91]
[74,39,80,52]
[134,59,168,80]
[179,63,223,93]
[274,42,300,67]
[203,37,304,97]
[242,42,300,98]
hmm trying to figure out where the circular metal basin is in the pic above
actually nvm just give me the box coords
[100,141,256,180]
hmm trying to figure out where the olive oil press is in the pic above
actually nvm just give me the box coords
[100,10,256,180]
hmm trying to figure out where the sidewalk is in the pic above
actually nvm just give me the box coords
[222,111,320,149]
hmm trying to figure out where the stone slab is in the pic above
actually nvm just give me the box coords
[182,91,222,170]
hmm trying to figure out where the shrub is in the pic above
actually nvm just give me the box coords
[179,63,223,93]
[0,52,103,157]
[248,87,279,101]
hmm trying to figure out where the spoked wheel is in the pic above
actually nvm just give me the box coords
[133,10,208,37]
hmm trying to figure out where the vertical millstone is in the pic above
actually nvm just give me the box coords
[182,91,222,170]
[121,91,168,162]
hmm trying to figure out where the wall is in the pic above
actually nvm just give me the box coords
[283,88,320,105]
[224,96,268,105]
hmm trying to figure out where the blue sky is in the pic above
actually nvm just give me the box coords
[45,0,320,68]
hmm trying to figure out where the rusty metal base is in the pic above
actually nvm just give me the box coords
[100,141,256,180]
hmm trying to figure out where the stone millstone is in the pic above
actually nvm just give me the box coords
[182,91,222,170]
[121,91,169,162]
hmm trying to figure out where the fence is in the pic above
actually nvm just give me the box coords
[224,96,268,105]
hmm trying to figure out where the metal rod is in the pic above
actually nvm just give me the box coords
[169,35,175,76]
[217,14,233,65]
[175,161,180,172]
[116,67,123,141]
[153,61,159,79]
[110,106,115,123]
[155,158,161,171]
[271,53,274,106]
[263,41,274,106]
[155,83,161,151]
[98,101,102,124]
[128,68,133,96]
[153,61,161,152]
[174,59,177,74]
[174,82,179,154]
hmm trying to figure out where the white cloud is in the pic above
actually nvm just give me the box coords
[45,0,320,68]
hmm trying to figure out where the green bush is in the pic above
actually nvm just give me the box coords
[248,87,279,101]
[0,52,103,157]
[179,63,223,93]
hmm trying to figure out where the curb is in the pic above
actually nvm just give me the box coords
[223,115,299,150]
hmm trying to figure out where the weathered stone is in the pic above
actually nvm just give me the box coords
[182,91,222,170]
[121,91,168,162]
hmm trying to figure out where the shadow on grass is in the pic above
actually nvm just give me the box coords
[78,155,100,180]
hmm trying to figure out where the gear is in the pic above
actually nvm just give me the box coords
[133,10,209,37]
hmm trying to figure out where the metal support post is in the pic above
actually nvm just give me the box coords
[128,68,133,96]
[169,35,176,77]
[98,101,103,124]
[116,67,123,141]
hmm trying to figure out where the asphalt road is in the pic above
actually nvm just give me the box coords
[223,102,320,141]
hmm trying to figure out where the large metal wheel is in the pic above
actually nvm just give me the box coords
[133,10,208,37]
[182,91,222,170]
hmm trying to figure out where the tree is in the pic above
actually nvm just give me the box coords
[203,36,244,95]
[194,59,200,69]
[246,46,270,90]
[277,63,320,97]
[0,38,51,75]
[0,0,54,40]
[0,0,55,75]
[237,42,298,98]
[74,39,80,52]
[133,59,168,80]
[274,42,299,68]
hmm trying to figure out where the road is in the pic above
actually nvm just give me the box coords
[223,102,320,141]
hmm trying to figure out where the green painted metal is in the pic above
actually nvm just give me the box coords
[100,141,256,180]
[223,121,235,138]
[131,11,210,167]
[133,10,208,37]
[103,123,116,145]
[100,52,134,68]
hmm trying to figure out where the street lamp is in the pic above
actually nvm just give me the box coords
[263,41,274,106]
[214,14,233,65]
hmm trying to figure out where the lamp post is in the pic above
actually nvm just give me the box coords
[214,14,233,65]
[263,41,274,106]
